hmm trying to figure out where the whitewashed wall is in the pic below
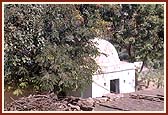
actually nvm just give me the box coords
[91,63,135,98]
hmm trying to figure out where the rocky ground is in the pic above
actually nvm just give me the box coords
[93,88,164,111]
[4,88,164,111]
[4,92,124,111]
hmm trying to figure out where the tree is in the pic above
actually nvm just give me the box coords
[102,4,164,69]
[4,4,46,94]
[79,4,164,69]
[4,4,100,95]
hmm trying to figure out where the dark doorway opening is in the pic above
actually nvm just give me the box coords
[110,79,119,93]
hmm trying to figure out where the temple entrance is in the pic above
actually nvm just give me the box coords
[110,79,119,93]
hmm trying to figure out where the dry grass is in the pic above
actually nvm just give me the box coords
[137,69,164,90]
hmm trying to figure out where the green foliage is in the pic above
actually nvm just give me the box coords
[99,4,164,68]
[4,4,100,94]
[4,4,164,95]
[4,4,45,89]
[76,4,164,68]
[35,43,99,92]
[13,88,23,96]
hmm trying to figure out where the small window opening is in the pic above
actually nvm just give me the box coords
[104,83,106,86]
[123,80,126,83]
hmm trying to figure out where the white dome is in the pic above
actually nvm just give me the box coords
[92,38,120,67]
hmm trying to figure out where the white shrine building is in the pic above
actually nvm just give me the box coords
[68,38,142,98]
